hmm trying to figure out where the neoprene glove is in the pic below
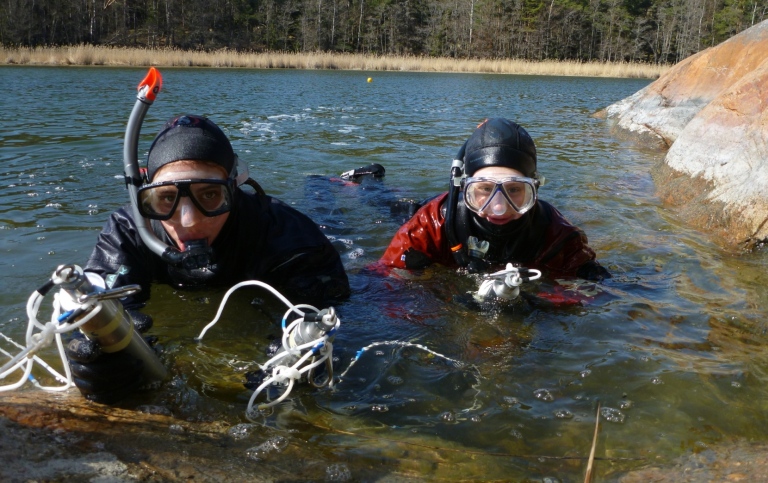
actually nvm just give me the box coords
[65,309,156,404]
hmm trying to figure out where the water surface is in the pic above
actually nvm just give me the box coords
[2,66,768,481]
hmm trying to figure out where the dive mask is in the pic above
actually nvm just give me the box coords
[137,178,235,220]
[462,176,538,216]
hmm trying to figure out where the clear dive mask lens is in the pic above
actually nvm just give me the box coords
[463,176,537,216]
[137,178,235,220]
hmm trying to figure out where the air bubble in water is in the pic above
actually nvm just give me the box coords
[326,463,352,481]
[619,399,634,409]
[534,388,554,402]
[553,409,573,419]
[347,248,364,259]
[245,436,289,461]
[228,423,260,440]
[439,411,455,422]
[651,377,664,385]
[337,238,354,248]
[503,396,519,405]
[600,407,626,423]
[371,404,389,412]
[386,375,404,385]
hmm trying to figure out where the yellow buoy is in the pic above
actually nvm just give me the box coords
[367,77,373,83]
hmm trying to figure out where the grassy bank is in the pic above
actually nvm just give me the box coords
[1,44,669,79]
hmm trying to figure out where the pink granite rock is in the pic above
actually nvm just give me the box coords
[603,20,768,248]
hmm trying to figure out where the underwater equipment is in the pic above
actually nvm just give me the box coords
[137,178,235,220]
[462,176,538,216]
[122,68,239,273]
[196,280,340,415]
[122,67,191,266]
[0,264,167,392]
[444,141,469,266]
[474,263,542,302]
[340,163,386,181]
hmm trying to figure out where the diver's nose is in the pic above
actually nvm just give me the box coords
[488,190,509,216]
[179,197,203,227]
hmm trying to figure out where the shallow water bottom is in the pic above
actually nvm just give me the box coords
[3,390,768,483]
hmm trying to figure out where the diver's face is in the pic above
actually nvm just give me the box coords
[469,166,526,225]
[152,160,231,251]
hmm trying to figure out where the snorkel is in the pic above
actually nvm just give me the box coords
[444,141,469,266]
[122,68,187,266]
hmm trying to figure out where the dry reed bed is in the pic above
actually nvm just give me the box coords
[1,44,668,79]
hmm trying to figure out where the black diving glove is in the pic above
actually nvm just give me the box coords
[64,309,156,405]
[243,337,282,390]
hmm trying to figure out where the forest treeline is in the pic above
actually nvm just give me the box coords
[2,0,765,64]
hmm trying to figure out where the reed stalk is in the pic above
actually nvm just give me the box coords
[1,45,668,79]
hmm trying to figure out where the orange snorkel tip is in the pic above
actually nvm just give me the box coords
[137,67,163,103]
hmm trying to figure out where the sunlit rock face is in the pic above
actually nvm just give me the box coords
[603,20,768,249]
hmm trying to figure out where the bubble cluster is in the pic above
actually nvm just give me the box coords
[386,375,404,385]
[326,463,352,481]
[503,396,519,406]
[227,423,260,440]
[534,388,555,402]
[337,238,355,249]
[245,436,289,461]
[553,409,573,419]
[439,411,456,422]
[600,407,626,423]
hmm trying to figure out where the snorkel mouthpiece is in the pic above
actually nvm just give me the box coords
[166,239,218,285]
[180,239,214,271]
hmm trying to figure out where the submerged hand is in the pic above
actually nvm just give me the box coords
[64,309,156,404]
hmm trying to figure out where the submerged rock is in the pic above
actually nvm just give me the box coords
[600,20,768,249]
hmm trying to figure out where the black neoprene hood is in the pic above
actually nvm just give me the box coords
[463,118,538,178]
[146,114,236,181]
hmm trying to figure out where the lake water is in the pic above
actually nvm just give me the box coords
[2,66,768,481]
